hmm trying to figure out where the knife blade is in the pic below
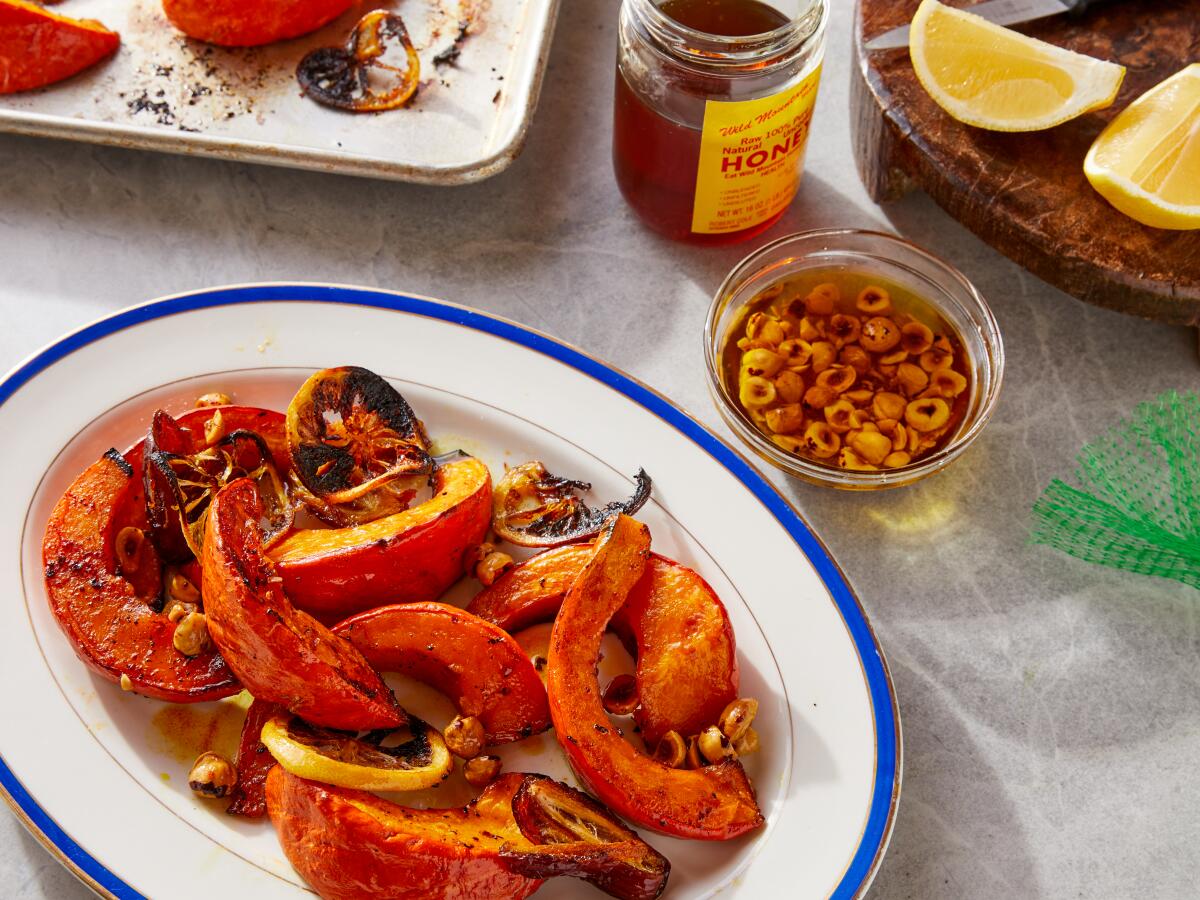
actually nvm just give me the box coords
[865,0,1083,51]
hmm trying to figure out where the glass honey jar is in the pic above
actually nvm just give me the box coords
[613,0,827,244]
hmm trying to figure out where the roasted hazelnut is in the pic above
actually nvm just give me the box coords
[740,375,777,409]
[188,751,236,799]
[816,365,856,394]
[652,731,687,769]
[195,392,233,408]
[718,698,758,743]
[463,755,502,788]
[698,726,736,763]
[476,551,514,587]
[742,348,785,378]
[872,391,908,421]
[602,674,639,716]
[825,399,855,434]
[929,369,968,398]
[839,345,872,374]
[466,542,496,567]
[884,451,912,467]
[891,424,908,452]
[906,398,951,433]
[897,362,930,397]
[900,322,934,355]
[803,422,841,459]
[804,283,839,316]
[828,315,861,345]
[837,448,877,471]
[444,715,486,759]
[879,348,908,366]
[765,404,805,435]
[849,430,893,466]
[860,317,901,353]
[203,410,225,445]
[779,338,813,369]
[845,388,874,405]
[774,370,805,404]
[809,341,837,373]
[856,286,892,315]
[164,567,202,606]
[803,384,838,411]
[114,526,144,575]
[771,434,805,454]
[173,612,210,657]
[919,348,954,372]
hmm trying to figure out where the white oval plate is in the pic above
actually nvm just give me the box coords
[0,285,900,899]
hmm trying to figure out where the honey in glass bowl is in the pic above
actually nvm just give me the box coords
[720,272,972,472]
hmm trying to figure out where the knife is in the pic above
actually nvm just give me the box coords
[865,0,1105,51]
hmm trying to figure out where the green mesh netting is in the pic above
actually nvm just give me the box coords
[1031,390,1200,590]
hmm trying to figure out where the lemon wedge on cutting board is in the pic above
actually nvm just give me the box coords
[909,0,1125,132]
[1084,64,1200,230]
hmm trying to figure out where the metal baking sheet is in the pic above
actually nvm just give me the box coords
[0,0,560,183]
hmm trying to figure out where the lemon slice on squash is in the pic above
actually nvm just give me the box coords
[909,0,1125,132]
[261,714,452,792]
[1084,64,1200,230]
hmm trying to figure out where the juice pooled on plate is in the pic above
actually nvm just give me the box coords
[613,0,827,244]
[721,272,972,471]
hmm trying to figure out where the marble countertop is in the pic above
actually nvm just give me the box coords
[3,1,1198,897]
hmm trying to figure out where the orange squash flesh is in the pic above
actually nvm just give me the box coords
[202,478,406,731]
[271,455,492,621]
[0,0,118,95]
[161,0,355,47]
[333,602,551,745]
[41,451,239,702]
[266,766,543,900]
[546,515,763,841]
[469,544,739,745]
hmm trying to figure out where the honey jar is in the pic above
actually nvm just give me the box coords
[613,0,827,244]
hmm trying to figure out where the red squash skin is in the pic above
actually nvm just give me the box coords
[271,455,492,621]
[546,516,763,841]
[41,451,239,702]
[266,767,543,900]
[202,478,406,731]
[0,0,118,94]
[161,0,355,48]
[469,544,739,745]
[332,603,551,745]
[226,698,283,817]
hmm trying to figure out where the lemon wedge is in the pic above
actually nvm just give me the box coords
[261,714,452,792]
[909,0,1125,132]
[1084,64,1200,230]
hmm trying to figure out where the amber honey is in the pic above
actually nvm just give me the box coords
[720,271,972,471]
[613,0,826,243]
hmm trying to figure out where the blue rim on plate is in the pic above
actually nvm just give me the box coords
[0,284,901,899]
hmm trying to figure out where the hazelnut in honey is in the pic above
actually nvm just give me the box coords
[722,273,971,472]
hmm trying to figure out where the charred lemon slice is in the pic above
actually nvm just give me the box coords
[493,462,652,548]
[145,430,292,559]
[287,366,433,523]
[261,714,452,792]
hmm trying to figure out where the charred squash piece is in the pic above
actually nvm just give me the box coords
[0,0,118,94]
[161,0,354,47]
[201,478,406,730]
[41,451,239,702]
[546,515,762,841]
[270,453,492,620]
[469,544,739,745]
[502,774,670,900]
[226,698,283,818]
[332,602,550,745]
[265,766,543,900]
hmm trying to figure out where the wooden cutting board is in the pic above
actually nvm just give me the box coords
[853,0,1200,326]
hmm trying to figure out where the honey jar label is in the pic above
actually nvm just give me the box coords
[691,65,822,235]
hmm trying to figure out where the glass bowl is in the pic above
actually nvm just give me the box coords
[704,228,1004,489]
